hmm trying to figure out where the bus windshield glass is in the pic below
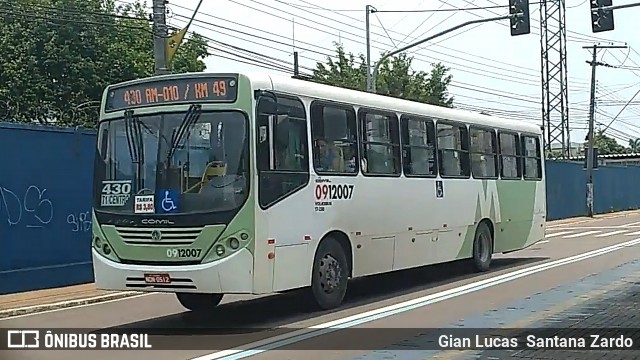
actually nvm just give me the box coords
[93,110,249,215]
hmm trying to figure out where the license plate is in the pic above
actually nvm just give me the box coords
[144,273,171,284]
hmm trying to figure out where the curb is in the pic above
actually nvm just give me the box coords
[0,291,142,319]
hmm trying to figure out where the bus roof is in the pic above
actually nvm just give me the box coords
[259,73,541,135]
[103,71,541,135]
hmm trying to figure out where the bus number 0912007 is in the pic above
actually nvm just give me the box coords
[314,184,354,201]
[166,249,202,258]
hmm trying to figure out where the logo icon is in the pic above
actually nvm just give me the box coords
[158,189,179,214]
[151,230,162,241]
[7,330,40,348]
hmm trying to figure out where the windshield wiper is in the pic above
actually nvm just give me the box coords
[124,109,145,192]
[166,104,202,163]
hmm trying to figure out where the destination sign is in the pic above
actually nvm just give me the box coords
[104,76,238,112]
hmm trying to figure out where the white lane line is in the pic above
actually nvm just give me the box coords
[595,230,628,238]
[626,231,640,236]
[621,221,640,227]
[545,231,574,238]
[562,230,601,239]
[190,238,640,360]
[537,240,550,244]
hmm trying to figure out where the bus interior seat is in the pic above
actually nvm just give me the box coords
[331,142,345,172]
[185,161,226,193]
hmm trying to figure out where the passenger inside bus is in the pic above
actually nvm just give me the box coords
[315,139,344,172]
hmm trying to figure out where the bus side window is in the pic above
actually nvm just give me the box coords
[256,95,310,209]
[400,116,436,177]
[469,127,498,179]
[436,122,470,178]
[522,135,542,180]
[310,102,358,175]
[359,109,401,176]
[498,132,522,179]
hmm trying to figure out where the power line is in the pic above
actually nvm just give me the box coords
[234,0,553,86]
[168,11,542,104]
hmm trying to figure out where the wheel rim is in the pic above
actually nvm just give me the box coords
[477,232,490,263]
[318,253,342,294]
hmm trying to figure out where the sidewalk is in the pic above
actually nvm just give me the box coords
[0,284,139,318]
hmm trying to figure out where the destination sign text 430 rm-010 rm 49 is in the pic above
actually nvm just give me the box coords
[104,75,238,112]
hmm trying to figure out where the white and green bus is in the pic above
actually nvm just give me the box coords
[92,72,546,311]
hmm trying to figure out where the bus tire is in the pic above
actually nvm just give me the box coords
[472,222,493,272]
[176,293,223,312]
[310,237,349,310]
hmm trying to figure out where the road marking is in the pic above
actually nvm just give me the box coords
[544,231,573,238]
[0,293,155,321]
[562,230,601,238]
[626,231,640,236]
[189,237,640,360]
[595,230,628,237]
[537,240,550,244]
[622,221,640,227]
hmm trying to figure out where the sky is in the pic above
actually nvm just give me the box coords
[134,0,640,148]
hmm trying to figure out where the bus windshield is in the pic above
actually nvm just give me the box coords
[93,110,249,215]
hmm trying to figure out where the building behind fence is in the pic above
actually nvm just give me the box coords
[1,122,639,294]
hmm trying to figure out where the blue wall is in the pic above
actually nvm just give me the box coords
[0,123,96,295]
[1,122,639,294]
[545,160,640,220]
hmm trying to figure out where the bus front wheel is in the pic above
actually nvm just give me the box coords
[472,222,493,272]
[176,293,223,312]
[309,237,349,310]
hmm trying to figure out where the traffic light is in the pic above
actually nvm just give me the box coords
[591,0,615,33]
[509,0,530,36]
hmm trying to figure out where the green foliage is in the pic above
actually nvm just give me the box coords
[628,138,640,153]
[310,43,454,107]
[0,0,209,127]
[593,130,628,155]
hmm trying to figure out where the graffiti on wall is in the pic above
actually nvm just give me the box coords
[67,211,92,232]
[0,185,90,232]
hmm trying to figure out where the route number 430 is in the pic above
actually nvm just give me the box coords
[102,183,132,195]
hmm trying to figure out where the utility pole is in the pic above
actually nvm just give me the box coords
[365,5,373,91]
[584,43,627,217]
[293,51,300,76]
[152,0,169,75]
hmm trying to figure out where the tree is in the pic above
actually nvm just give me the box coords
[0,0,209,127]
[310,43,454,107]
[628,138,640,153]
[593,130,628,155]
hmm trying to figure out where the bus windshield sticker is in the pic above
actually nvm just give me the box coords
[100,180,132,207]
[314,178,354,212]
[134,195,155,214]
[158,189,179,213]
[436,180,444,198]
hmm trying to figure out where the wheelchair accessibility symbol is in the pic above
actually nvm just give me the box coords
[159,189,179,213]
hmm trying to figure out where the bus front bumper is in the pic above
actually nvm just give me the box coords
[92,248,254,294]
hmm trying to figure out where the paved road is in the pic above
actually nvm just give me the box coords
[2,214,640,360]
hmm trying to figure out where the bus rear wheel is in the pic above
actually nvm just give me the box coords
[176,293,223,312]
[472,222,493,272]
[309,238,349,310]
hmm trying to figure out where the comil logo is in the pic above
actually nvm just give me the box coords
[7,330,40,348]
